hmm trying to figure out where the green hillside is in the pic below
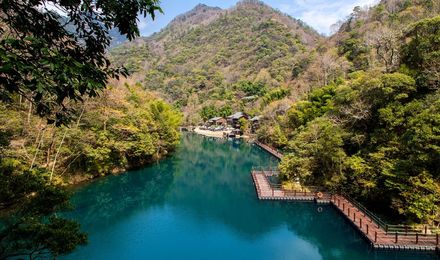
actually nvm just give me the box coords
[261,0,440,224]
[110,0,322,124]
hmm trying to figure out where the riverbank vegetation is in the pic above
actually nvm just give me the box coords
[0,81,181,258]
[1,83,182,183]
[261,6,440,224]
[0,0,183,258]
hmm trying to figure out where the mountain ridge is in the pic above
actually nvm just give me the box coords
[109,1,325,124]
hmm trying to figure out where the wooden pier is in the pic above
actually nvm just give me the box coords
[251,170,330,203]
[330,194,440,251]
[254,141,283,159]
[251,169,440,252]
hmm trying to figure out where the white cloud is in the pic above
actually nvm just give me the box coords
[138,17,150,30]
[39,1,67,16]
[278,3,294,13]
[300,10,340,35]
[274,0,379,35]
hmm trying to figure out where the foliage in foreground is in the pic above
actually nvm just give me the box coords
[0,0,162,125]
[0,151,87,259]
[0,1,171,258]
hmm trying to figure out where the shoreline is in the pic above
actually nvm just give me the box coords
[192,127,253,140]
[193,127,231,138]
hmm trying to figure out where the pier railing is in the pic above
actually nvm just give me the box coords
[252,167,330,199]
[342,192,440,237]
[341,192,388,230]
[332,195,440,248]
[251,166,279,172]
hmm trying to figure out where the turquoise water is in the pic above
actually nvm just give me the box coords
[64,134,437,259]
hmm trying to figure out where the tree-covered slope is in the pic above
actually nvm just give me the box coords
[110,0,322,124]
[0,83,182,184]
[260,0,440,224]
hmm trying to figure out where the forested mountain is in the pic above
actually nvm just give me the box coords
[110,0,322,124]
[258,0,440,224]
[109,0,440,224]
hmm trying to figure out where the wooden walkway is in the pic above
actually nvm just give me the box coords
[254,141,283,159]
[251,170,440,252]
[251,170,330,203]
[331,195,439,251]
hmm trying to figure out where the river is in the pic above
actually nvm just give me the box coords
[63,134,437,259]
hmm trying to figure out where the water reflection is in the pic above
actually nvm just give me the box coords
[64,134,438,259]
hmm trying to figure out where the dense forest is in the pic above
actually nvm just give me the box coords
[259,1,440,224]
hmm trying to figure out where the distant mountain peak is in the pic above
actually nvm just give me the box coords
[193,3,213,10]
[168,3,223,26]
[194,3,208,8]
[188,3,222,13]
[236,0,267,7]
[237,0,264,4]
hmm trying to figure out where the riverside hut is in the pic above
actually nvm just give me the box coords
[207,117,227,126]
[250,115,263,133]
[227,112,249,129]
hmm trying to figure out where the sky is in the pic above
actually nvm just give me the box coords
[139,0,379,36]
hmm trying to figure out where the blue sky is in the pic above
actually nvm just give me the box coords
[139,0,378,36]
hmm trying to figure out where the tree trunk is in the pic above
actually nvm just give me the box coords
[50,129,68,181]
[46,127,57,167]
[27,102,32,126]
[30,128,46,170]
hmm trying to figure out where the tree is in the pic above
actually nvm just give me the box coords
[396,172,440,223]
[0,0,162,125]
[366,26,400,72]
[280,118,347,190]
[0,157,87,259]
[199,105,217,121]
[338,31,370,71]
[235,81,267,96]
[401,16,440,90]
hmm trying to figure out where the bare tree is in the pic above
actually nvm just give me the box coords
[385,0,401,14]
[366,26,400,72]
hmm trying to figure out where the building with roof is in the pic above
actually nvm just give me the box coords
[227,112,249,129]
[206,116,227,126]
[250,115,263,133]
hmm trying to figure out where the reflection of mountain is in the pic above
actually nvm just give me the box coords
[65,134,436,260]
[166,134,283,237]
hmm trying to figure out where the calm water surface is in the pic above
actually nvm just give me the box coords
[64,134,437,260]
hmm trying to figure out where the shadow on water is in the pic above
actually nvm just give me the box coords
[63,134,438,260]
